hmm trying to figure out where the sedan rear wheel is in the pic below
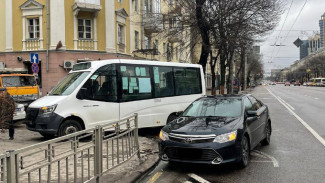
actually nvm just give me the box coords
[238,136,249,168]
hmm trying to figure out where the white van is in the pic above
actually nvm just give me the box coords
[26,59,206,137]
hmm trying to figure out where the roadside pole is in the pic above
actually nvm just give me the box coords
[244,55,247,91]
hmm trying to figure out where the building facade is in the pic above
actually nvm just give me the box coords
[300,40,309,59]
[320,13,325,48]
[0,0,201,95]
[308,34,321,55]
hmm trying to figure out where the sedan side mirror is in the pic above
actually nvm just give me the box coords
[247,110,258,117]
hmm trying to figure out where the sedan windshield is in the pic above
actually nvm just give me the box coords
[182,98,242,117]
[50,72,90,96]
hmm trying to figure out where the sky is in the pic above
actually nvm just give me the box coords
[260,0,325,75]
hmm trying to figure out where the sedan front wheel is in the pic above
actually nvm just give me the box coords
[238,135,250,168]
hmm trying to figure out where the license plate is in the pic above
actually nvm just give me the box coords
[16,108,21,111]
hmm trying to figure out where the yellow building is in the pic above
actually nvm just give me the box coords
[0,0,203,94]
[0,0,134,94]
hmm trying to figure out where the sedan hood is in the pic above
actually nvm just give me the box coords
[163,116,241,135]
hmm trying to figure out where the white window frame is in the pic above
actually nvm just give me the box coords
[27,18,40,39]
[144,36,151,49]
[118,24,125,45]
[78,19,92,39]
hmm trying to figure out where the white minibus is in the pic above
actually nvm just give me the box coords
[26,59,206,137]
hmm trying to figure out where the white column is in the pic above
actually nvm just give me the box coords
[22,16,26,51]
[39,15,44,49]
[50,0,66,50]
[105,0,116,52]
[94,13,98,51]
[129,0,133,54]
[73,10,79,50]
[5,0,13,51]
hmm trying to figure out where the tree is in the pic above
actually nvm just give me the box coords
[207,0,281,94]
[134,0,281,94]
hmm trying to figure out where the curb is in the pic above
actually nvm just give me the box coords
[132,157,160,183]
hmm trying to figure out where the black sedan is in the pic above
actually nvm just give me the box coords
[159,94,271,168]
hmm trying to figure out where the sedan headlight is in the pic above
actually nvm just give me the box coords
[159,130,169,141]
[39,104,57,115]
[213,130,237,143]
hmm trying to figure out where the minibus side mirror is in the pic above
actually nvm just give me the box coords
[77,88,88,100]
[176,111,183,117]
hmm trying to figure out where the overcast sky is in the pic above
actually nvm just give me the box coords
[260,0,325,75]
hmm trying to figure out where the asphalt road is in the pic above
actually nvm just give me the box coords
[139,85,325,183]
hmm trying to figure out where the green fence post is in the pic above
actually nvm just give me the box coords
[94,126,103,183]
[6,150,15,183]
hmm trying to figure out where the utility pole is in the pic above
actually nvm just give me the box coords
[243,55,247,91]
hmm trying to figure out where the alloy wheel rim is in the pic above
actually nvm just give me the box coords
[266,124,271,142]
[65,126,77,135]
[242,138,249,164]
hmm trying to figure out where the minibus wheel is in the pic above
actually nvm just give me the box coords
[58,120,82,136]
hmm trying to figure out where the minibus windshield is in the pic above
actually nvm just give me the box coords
[50,72,90,96]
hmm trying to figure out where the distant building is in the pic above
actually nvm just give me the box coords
[308,34,321,55]
[300,40,308,59]
[271,69,281,78]
[320,13,325,48]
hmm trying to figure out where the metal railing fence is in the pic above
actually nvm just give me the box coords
[0,114,140,183]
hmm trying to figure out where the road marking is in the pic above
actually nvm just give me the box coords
[146,172,163,183]
[277,96,295,110]
[252,150,279,167]
[315,98,319,100]
[261,98,273,100]
[266,88,325,147]
[188,173,211,183]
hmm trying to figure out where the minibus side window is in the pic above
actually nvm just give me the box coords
[174,68,201,95]
[120,65,152,102]
[80,64,117,102]
[153,66,174,97]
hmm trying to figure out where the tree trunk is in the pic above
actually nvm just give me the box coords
[196,0,210,74]
[220,50,226,94]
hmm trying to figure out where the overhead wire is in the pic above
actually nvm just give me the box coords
[274,0,309,60]
[268,0,294,63]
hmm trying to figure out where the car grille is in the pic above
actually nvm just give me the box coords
[26,108,39,125]
[168,133,216,144]
[164,147,219,162]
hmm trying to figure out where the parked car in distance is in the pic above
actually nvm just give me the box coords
[285,82,290,86]
[159,94,271,168]
[13,103,26,122]
[294,81,301,86]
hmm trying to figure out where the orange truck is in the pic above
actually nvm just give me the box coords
[0,74,39,107]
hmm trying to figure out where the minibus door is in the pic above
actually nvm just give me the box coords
[76,65,119,129]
